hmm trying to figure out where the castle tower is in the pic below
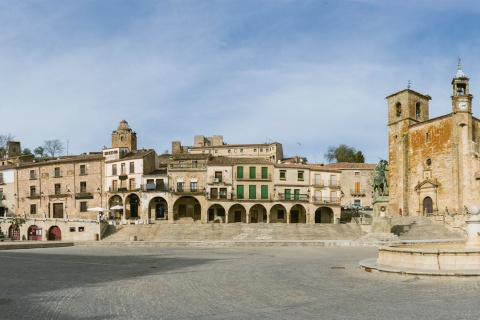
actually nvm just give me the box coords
[111,120,137,150]
[386,84,431,216]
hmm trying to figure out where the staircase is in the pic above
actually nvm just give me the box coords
[101,222,366,242]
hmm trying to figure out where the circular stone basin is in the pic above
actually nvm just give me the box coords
[360,242,480,277]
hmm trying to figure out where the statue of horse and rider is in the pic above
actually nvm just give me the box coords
[373,159,388,196]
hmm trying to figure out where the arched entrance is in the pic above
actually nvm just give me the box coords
[250,204,267,223]
[109,195,124,220]
[28,225,42,241]
[173,196,201,222]
[269,204,287,223]
[126,194,140,219]
[9,225,20,240]
[423,197,433,214]
[290,205,306,223]
[48,226,62,241]
[228,204,246,223]
[207,204,226,223]
[315,207,333,223]
[149,197,168,220]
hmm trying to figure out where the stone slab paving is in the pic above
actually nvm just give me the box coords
[0,245,479,319]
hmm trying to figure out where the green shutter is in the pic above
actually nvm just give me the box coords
[261,167,268,179]
[237,166,243,179]
[237,185,244,199]
[294,189,300,200]
[250,167,256,179]
[285,189,291,200]
[249,185,256,199]
[261,185,268,199]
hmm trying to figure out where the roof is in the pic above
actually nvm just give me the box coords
[190,142,280,149]
[171,153,212,161]
[323,162,376,170]
[208,156,272,165]
[17,153,104,168]
[105,149,155,163]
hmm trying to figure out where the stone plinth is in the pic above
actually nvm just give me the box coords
[370,195,391,234]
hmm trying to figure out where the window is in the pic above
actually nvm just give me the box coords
[190,181,198,192]
[210,188,218,199]
[78,227,84,232]
[416,102,421,119]
[80,165,87,175]
[129,162,135,173]
[297,171,304,181]
[249,185,256,199]
[277,210,284,219]
[30,204,37,215]
[55,184,61,195]
[220,188,227,199]
[80,182,87,193]
[280,170,286,180]
[192,160,198,168]
[228,150,231,153]
[80,201,87,212]
[237,166,244,179]
[330,175,337,187]
[112,180,118,191]
[177,182,184,192]
[0,173,3,184]
[30,186,36,197]
[426,158,432,166]
[261,167,268,179]
[121,163,126,174]
[54,167,61,177]
[179,160,185,167]
[129,179,136,190]
[29,170,36,179]
[354,171,360,176]
[261,185,268,199]
[260,148,263,152]
[254,149,257,152]
[396,102,402,116]
[112,164,117,175]
[354,182,361,193]
[426,132,429,142]
[285,189,291,200]
[70,227,75,232]
[237,185,244,199]
[215,150,218,154]
[249,167,256,179]
[214,171,222,182]
[240,149,243,153]
[294,189,300,200]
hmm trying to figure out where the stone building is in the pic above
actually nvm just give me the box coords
[387,61,480,216]
[323,162,376,209]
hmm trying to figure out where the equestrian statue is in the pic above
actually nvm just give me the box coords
[373,159,388,196]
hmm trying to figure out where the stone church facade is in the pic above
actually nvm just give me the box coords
[387,61,480,216]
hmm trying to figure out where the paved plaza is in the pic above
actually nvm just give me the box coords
[0,245,479,319]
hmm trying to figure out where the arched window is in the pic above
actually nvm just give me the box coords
[415,102,421,119]
[395,102,402,117]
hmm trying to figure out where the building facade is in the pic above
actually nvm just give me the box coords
[387,61,480,216]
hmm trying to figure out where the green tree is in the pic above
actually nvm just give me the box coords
[22,148,32,155]
[34,146,46,157]
[324,144,365,163]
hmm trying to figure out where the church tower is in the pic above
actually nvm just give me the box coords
[386,85,431,216]
[111,120,137,151]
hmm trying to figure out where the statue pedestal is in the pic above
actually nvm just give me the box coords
[370,195,392,234]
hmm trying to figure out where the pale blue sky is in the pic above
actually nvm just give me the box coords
[2,0,480,163]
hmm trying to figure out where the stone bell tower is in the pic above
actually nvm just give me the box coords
[111,120,137,151]
[386,83,431,216]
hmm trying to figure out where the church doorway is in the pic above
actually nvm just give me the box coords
[423,197,433,215]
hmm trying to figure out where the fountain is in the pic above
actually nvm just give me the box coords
[360,205,480,277]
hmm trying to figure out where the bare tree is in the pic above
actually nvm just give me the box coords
[0,134,15,158]
[42,139,65,157]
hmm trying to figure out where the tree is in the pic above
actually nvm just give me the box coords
[0,134,15,158]
[34,146,46,157]
[42,139,65,157]
[22,148,32,155]
[324,144,365,163]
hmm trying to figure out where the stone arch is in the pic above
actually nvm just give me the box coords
[173,196,201,222]
[148,196,168,220]
[8,225,20,240]
[108,194,124,220]
[395,102,402,117]
[28,225,42,241]
[228,204,246,223]
[207,204,227,223]
[125,193,141,219]
[315,207,334,223]
[48,226,62,241]
[269,204,287,223]
[423,196,433,215]
[249,204,267,223]
[290,204,307,223]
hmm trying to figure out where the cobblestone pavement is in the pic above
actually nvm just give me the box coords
[0,245,479,319]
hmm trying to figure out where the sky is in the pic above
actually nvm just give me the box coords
[2,0,480,164]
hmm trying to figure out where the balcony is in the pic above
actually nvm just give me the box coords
[277,193,309,201]
[207,193,234,200]
[141,184,169,192]
[109,186,141,192]
[312,181,341,188]
[235,173,272,181]
[170,186,204,194]
[312,196,341,204]
[350,189,367,196]
[27,192,41,199]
